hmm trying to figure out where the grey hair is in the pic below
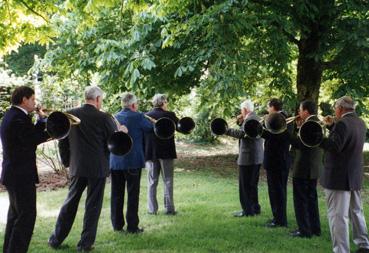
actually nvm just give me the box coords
[335,96,355,110]
[152,93,167,107]
[240,99,254,112]
[121,92,138,108]
[85,86,104,100]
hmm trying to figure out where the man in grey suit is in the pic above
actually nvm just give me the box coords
[48,86,123,252]
[226,99,264,217]
[320,96,369,253]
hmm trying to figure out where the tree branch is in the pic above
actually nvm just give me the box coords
[5,0,12,25]
[271,21,300,45]
[19,0,48,23]
[322,58,339,70]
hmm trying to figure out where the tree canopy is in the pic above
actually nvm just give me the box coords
[2,0,369,117]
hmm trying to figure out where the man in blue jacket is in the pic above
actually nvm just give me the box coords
[110,92,153,233]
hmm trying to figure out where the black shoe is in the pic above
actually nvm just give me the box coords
[233,211,246,217]
[77,245,94,252]
[48,237,60,249]
[233,211,255,217]
[265,221,278,228]
[165,210,177,215]
[312,231,321,236]
[148,211,157,215]
[356,248,369,253]
[266,221,287,228]
[290,230,311,238]
[127,227,144,234]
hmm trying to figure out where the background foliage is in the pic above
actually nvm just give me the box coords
[1,0,369,141]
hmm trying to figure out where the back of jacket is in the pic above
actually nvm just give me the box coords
[1,106,49,185]
[290,115,323,179]
[110,108,153,170]
[58,104,116,178]
[144,108,178,160]
[262,112,291,171]
[320,113,366,190]
[225,112,264,166]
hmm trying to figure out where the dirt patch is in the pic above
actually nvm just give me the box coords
[0,171,69,192]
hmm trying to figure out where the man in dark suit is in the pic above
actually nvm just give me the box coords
[262,98,291,227]
[110,92,153,233]
[48,86,118,252]
[145,94,179,215]
[320,96,369,253]
[225,99,264,217]
[1,86,49,253]
[290,100,322,238]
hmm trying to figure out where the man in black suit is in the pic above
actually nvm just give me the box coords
[320,96,369,253]
[262,98,291,227]
[145,94,179,215]
[290,100,322,238]
[1,86,50,253]
[48,86,119,252]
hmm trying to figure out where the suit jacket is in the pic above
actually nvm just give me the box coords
[110,108,153,170]
[1,106,49,185]
[58,104,116,178]
[290,115,323,179]
[144,107,179,161]
[320,112,367,191]
[261,111,291,171]
[225,112,264,166]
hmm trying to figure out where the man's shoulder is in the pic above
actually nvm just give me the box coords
[3,107,27,122]
[117,109,143,119]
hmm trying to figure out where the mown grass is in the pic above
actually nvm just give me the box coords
[0,140,368,253]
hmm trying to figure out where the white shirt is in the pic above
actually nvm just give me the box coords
[13,105,28,115]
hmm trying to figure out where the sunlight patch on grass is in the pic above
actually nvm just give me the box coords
[37,203,59,218]
[0,196,8,225]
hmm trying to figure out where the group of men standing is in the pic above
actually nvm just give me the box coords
[0,86,178,252]
[228,96,369,253]
[1,85,369,253]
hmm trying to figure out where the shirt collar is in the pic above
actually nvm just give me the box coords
[342,111,354,117]
[13,105,28,115]
[305,114,315,121]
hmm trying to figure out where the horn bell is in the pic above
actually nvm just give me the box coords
[154,117,176,139]
[210,118,228,135]
[264,112,287,134]
[243,119,263,138]
[177,117,195,134]
[47,111,78,140]
[299,120,324,147]
[108,132,133,156]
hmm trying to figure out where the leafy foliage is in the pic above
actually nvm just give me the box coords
[2,0,369,140]
[4,44,46,76]
[0,0,58,55]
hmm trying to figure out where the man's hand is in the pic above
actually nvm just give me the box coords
[119,125,128,133]
[322,115,335,126]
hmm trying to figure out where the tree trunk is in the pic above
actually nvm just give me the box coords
[296,33,323,105]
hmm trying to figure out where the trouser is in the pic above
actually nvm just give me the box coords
[146,159,175,213]
[110,169,142,231]
[325,189,369,253]
[49,177,106,249]
[293,178,320,236]
[3,181,36,253]
[266,168,289,226]
[239,164,261,215]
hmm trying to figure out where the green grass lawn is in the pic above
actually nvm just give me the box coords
[0,141,369,252]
